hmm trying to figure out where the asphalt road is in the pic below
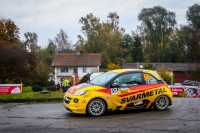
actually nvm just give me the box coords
[0,98,200,133]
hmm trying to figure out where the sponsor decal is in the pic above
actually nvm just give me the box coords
[111,87,129,94]
[134,101,143,105]
[121,88,167,104]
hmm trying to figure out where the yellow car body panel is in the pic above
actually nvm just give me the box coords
[63,69,173,116]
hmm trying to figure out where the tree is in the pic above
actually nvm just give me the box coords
[0,44,36,84]
[36,40,56,66]
[138,6,177,62]
[54,29,73,53]
[0,18,20,46]
[120,34,133,63]
[132,34,144,62]
[185,3,200,62]
[33,61,51,87]
[75,35,86,52]
[78,12,124,69]
[186,3,200,30]
[23,32,40,52]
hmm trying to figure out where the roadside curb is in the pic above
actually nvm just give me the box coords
[0,98,63,103]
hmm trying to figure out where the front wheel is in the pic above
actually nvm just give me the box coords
[87,99,106,116]
[154,95,169,110]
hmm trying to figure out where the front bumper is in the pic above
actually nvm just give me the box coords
[63,95,87,114]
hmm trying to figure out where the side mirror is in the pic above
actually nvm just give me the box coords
[111,83,120,88]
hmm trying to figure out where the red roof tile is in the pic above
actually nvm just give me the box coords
[51,53,102,67]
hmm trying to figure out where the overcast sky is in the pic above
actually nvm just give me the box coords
[0,0,199,48]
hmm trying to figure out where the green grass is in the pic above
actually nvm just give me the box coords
[0,87,65,100]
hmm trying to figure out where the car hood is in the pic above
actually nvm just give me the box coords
[66,83,104,95]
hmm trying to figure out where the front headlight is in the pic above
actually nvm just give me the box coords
[74,90,87,96]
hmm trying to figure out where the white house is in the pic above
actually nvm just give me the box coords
[51,52,102,84]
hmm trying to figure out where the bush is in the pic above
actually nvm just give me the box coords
[178,92,187,97]
[79,73,91,84]
[107,63,121,71]
[157,65,173,84]
[46,80,55,86]
[32,85,43,92]
[46,85,56,91]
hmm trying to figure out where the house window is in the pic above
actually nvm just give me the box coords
[83,67,87,73]
[61,68,68,73]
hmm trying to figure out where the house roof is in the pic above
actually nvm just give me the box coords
[122,63,199,71]
[51,53,102,67]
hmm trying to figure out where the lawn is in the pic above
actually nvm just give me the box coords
[0,87,64,100]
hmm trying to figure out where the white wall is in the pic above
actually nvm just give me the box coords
[54,66,99,84]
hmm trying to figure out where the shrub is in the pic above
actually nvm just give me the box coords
[79,73,91,84]
[179,92,187,97]
[32,85,43,92]
[46,85,56,91]
[157,65,173,84]
[46,80,55,86]
[107,63,121,71]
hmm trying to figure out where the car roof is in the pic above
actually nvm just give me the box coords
[109,69,162,80]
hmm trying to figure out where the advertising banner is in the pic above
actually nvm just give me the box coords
[170,85,200,98]
[0,84,22,94]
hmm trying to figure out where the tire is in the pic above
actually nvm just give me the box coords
[87,99,106,116]
[154,95,169,111]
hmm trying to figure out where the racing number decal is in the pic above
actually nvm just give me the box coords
[112,88,118,94]
[144,74,150,81]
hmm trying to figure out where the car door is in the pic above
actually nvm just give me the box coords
[109,72,143,110]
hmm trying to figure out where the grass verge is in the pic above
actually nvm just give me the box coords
[0,87,65,103]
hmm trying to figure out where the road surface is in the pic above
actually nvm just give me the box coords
[0,98,200,133]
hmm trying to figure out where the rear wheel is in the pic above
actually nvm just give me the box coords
[87,99,106,116]
[154,95,169,110]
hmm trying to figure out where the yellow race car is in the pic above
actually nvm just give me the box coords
[63,69,173,116]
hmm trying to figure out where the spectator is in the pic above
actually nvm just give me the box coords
[62,77,66,92]
[65,78,70,91]
[56,82,60,91]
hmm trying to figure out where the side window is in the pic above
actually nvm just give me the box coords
[61,68,65,73]
[113,73,142,86]
[83,67,87,73]
[144,73,158,84]
[60,68,68,73]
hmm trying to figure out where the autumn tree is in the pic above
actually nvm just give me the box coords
[138,6,177,62]
[0,44,36,84]
[0,18,20,46]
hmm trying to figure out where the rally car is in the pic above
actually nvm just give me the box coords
[63,69,173,116]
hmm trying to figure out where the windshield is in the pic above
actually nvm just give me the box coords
[90,71,117,86]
